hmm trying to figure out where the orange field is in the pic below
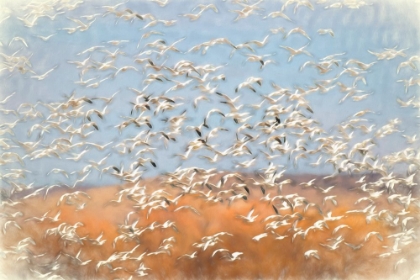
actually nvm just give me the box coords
[1,174,419,280]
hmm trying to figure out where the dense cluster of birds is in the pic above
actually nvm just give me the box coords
[0,0,419,279]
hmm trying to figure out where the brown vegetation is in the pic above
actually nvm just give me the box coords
[1,174,419,279]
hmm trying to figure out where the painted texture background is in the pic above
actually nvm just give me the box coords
[0,0,420,279]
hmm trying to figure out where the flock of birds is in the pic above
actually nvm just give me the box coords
[0,0,419,279]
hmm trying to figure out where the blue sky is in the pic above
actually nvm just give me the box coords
[0,0,419,188]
